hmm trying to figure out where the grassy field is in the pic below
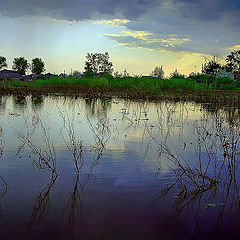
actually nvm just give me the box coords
[1,76,213,93]
[1,75,240,102]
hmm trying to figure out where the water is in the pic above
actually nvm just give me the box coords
[0,95,239,240]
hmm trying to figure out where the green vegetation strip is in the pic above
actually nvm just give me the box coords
[1,76,213,95]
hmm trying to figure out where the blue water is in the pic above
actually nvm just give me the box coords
[0,95,239,240]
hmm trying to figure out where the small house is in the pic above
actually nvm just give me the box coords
[141,76,153,78]
[234,71,239,80]
[44,73,54,79]
[20,74,37,81]
[0,69,21,81]
[59,73,69,78]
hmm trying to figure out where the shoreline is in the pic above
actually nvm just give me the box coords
[1,85,240,108]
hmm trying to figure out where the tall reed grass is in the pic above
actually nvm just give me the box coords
[3,76,212,94]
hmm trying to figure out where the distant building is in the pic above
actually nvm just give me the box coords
[44,73,54,79]
[141,76,153,78]
[20,74,38,81]
[216,69,234,80]
[0,69,20,81]
[234,71,239,80]
[59,73,69,78]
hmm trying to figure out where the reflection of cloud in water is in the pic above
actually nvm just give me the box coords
[105,143,126,152]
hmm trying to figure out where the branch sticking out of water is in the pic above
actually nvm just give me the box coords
[16,120,57,175]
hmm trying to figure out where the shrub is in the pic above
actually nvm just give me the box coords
[169,69,185,79]
[101,72,113,81]
[235,78,240,88]
[72,70,83,78]
[187,73,216,85]
[215,77,235,89]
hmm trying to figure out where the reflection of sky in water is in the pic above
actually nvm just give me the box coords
[0,96,206,178]
[0,95,239,239]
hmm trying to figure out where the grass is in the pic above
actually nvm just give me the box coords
[1,75,240,105]
[2,76,212,93]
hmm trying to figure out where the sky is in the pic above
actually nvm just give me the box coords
[0,0,240,76]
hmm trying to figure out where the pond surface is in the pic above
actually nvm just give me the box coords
[0,95,239,240]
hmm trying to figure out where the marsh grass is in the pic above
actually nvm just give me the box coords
[59,109,84,176]
[16,118,57,175]
[3,76,212,94]
[149,107,240,203]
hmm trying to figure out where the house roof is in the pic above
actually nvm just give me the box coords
[0,69,19,74]
[59,73,69,77]
[0,69,21,78]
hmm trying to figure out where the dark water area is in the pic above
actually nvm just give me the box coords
[0,95,240,239]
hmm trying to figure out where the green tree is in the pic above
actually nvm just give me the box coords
[150,65,164,78]
[12,57,29,75]
[225,50,240,72]
[202,56,222,75]
[83,62,96,78]
[84,52,113,75]
[0,56,7,70]
[202,61,222,75]
[31,58,45,74]
[170,69,185,78]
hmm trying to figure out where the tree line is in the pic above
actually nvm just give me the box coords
[201,50,240,75]
[150,50,240,79]
[0,56,45,75]
[0,49,239,78]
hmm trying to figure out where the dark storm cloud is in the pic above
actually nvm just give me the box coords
[1,0,239,25]
[1,0,239,56]
[0,0,163,20]
[173,0,240,21]
[117,0,240,55]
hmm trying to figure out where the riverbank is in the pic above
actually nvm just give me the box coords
[1,76,240,109]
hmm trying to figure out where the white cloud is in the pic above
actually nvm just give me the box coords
[103,30,192,53]
[96,18,130,26]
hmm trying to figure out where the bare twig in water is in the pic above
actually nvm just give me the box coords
[16,119,57,175]
[58,109,84,176]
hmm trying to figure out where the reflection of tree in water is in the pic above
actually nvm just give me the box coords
[22,109,109,235]
[201,102,240,127]
[31,95,44,111]
[0,177,8,218]
[0,96,7,114]
[15,115,58,232]
[62,146,104,236]
[12,95,28,111]
[60,110,108,235]
[62,175,82,235]
[27,173,57,230]
[84,98,112,118]
[0,127,7,218]
[149,104,240,239]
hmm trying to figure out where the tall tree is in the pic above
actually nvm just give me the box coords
[202,61,222,75]
[12,57,29,75]
[150,65,164,78]
[202,56,222,75]
[32,58,45,75]
[0,56,7,70]
[83,62,95,78]
[170,69,185,78]
[84,52,113,75]
[225,50,240,72]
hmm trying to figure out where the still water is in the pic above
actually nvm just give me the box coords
[0,95,239,240]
